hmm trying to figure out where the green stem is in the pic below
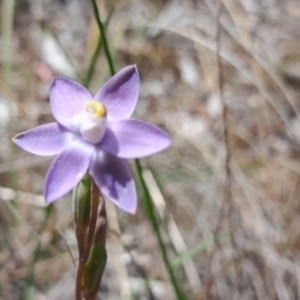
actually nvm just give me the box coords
[83,6,114,88]
[135,160,188,300]
[90,0,115,75]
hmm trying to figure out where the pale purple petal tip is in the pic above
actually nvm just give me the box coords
[95,65,140,122]
[90,151,137,214]
[100,119,171,158]
[50,76,92,131]
[44,140,95,203]
[13,123,70,156]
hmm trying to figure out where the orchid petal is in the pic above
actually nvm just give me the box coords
[50,76,92,130]
[100,119,171,158]
[95,66,139,122]
[90,151,137,213]
[13,123,72,156]
[45,139,95,203]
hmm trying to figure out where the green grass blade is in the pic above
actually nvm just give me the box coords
[171,230,229,269]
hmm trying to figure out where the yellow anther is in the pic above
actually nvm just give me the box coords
[85,101,106,117]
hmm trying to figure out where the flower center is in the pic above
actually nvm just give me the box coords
[85,100,106,117]
[79,100,107,144]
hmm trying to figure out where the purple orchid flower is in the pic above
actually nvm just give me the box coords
[13,66,171,213]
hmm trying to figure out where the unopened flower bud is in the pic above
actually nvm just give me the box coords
[83,200,107,299]
[73,174,91,228]
[73,174,91,257]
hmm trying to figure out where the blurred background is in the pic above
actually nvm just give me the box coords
[1,0,300,299]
